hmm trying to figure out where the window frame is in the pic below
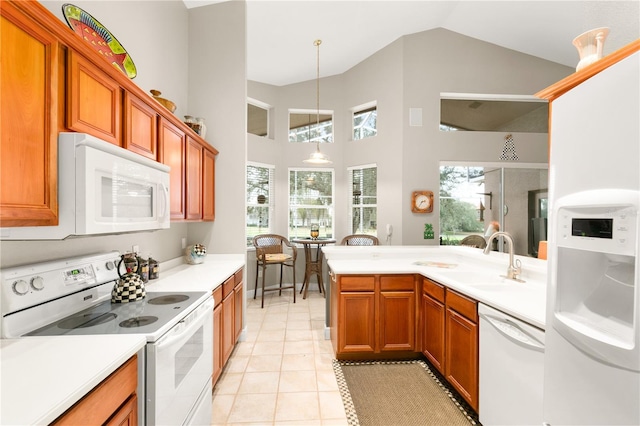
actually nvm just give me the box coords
[247,98,271,138]
[246,162,275,246]
[288,108,334,143]
[352,101,378,141]
[288,167,335,240]
[348,164,378,235]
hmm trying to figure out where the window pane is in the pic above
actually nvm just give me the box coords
[353,107,377,140]
[247,164,274,246]
[289,169,334,239]
[440,98,548,133]
[247,103,269,136]
[349,166,377,234]
[289,112,333,143]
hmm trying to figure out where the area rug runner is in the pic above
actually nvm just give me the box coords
[333,359,479,426]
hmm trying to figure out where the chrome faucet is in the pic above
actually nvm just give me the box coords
[484,231,524,282]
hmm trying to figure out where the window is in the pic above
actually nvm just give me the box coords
[439,93,548,133]
[348,165,377,235]
[246,163,275,246]
[353,103,377,140]
[289,169,334,239]
[247,99,270,137]
[289,110,333,143]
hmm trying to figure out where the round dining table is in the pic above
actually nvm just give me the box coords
[291,238,336,299]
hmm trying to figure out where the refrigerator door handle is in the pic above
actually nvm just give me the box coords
[481,313,544,351]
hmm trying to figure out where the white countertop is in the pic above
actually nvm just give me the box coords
[0,253,246,426]
[145,253,245,294]
[0,335,146,425]
[324,245,548,330]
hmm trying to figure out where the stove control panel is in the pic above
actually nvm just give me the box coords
[63,265,96,286]
[1,251,121,317]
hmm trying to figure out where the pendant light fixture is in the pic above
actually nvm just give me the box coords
[304,39,332,165]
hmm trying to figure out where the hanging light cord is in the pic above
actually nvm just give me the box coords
[315,39,321,149]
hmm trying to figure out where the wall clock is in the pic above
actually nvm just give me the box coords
[411,190,433,213]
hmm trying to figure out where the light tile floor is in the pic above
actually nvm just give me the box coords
[211,288,349,426]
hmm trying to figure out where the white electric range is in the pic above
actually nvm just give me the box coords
[1,251,213,425]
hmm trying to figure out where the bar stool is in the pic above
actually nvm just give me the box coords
[253,234,297,308]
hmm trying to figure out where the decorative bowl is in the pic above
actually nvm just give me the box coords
[150,89,177,113]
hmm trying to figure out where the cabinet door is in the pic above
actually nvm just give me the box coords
[422,292,445,373]
[67,50,121,145]
[445,308,479,411]
[222,292,235,366]
[1,2,59,227]
[158,118,185,220]
[202,147,216,221]
[234,281,243,343]
[212,302,222,385]
[379,291,415,351]
[185,136,202,220]
[338,292,375,354]
[124,92,157,160]
[104,394,137,426]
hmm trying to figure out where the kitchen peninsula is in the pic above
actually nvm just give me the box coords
[323,245,547,412]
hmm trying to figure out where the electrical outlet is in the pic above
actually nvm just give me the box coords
[181,238,186,249]
[132,245,139,254]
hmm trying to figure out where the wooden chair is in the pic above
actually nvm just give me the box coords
[460,234,487,249]
[253,234,297,308]
[340,234,380,246]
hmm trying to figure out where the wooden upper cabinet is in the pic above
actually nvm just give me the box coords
[202,147,216,221]
[0,2,59,227]
[159,118,186,220]
[67,50,122,145]
[185,136,203,220]
[124,92,157,160]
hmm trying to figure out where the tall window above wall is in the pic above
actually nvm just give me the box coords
[246,162,275,246]
[289,110,333,143]
[289,169,334,239]
[349,164,377,235]
[247,99,271,137]
[353,102,377,140]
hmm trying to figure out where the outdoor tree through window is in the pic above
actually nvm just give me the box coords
[349,165,377,235]
[289,169,334,239]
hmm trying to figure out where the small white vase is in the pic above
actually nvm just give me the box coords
[572,27,609,71]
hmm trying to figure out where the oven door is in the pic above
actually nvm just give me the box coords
[146,296,213,426]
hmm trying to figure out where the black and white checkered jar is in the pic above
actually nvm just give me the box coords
[111,273,146,303]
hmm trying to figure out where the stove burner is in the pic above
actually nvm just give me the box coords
[59,313,117,329]
[147,294,189,305]
[119,316,159,328]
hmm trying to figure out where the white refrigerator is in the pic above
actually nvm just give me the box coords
[543,49,640,425]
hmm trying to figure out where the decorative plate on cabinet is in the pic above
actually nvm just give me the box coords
[62,4,137,78]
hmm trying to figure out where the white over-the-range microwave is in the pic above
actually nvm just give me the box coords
[1,132,170,240]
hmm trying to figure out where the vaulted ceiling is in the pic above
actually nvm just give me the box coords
[185,1,640,86]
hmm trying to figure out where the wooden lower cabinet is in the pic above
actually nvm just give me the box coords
[421,277,479,411]
[52,355,138,425]
[212,268,244,386]
[421,279,446,373]
[331,274,418,358]
[338,291,376,353]
[445,289,478,411]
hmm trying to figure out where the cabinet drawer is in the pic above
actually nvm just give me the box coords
[234,268,243,285]
[212,285,223,307]
[446,289,477,322]
[380,275,414,291]
[52,355,137,425]
[222,276,234,298]
[340,275,375,291]
[423,278,445,302]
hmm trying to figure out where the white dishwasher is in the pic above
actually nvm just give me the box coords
[479,303,545,426]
